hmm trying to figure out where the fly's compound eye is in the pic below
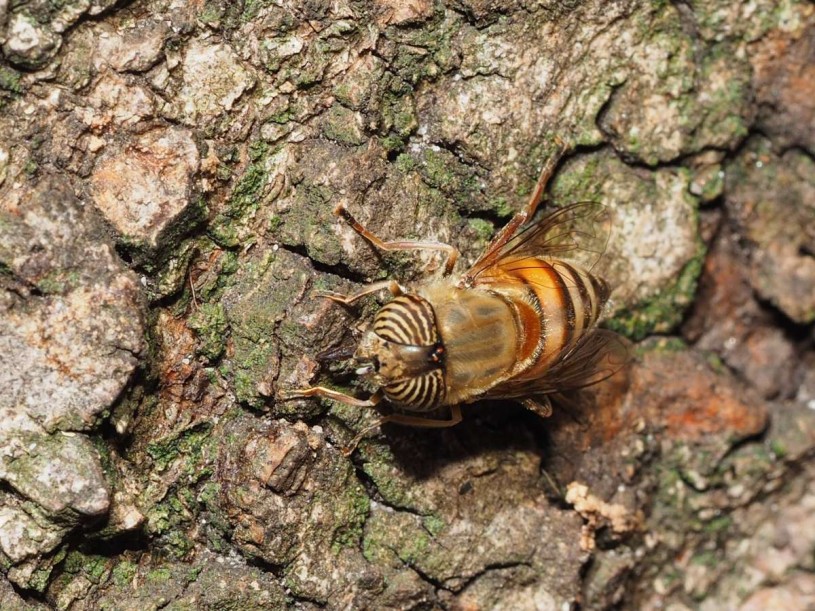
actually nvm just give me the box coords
[373,295,440,346]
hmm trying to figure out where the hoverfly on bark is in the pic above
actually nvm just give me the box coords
[282,140,626,452]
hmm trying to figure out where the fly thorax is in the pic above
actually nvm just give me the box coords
[354,294,447,411]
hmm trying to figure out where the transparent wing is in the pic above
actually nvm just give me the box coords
[482,330,630,399]
[465,202,611,284]
[532,330,630,393]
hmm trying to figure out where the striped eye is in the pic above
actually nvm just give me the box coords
[373,295,439,346]
[384,369,446,411]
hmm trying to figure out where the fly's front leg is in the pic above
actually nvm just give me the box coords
[342,404,464,456]
[280,388,388,455]
[279,387,383,408]
[334,203,460,276]
[315,280,404,306]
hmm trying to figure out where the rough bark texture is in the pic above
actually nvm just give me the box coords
[1,0,814,609]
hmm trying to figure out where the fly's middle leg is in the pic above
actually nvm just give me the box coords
[315,280,404,306]
[334,203,460,276]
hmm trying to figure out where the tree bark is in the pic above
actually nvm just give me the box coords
[1,0,814,609]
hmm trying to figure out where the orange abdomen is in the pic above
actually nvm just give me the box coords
[417,256,609,406]
[485,256,609,382]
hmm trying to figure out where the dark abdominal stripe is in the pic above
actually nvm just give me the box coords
[557,261,588,332]
[548,262,575,346]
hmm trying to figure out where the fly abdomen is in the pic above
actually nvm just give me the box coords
[498,256,609,377]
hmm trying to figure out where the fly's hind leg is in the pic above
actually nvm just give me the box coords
[334,203,460,276]
[523,136,566,219]
[520,396,553,418]
[343,404,463,456]
[475,138,567,261]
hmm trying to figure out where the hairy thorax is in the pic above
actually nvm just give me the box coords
[418,281,520,405]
